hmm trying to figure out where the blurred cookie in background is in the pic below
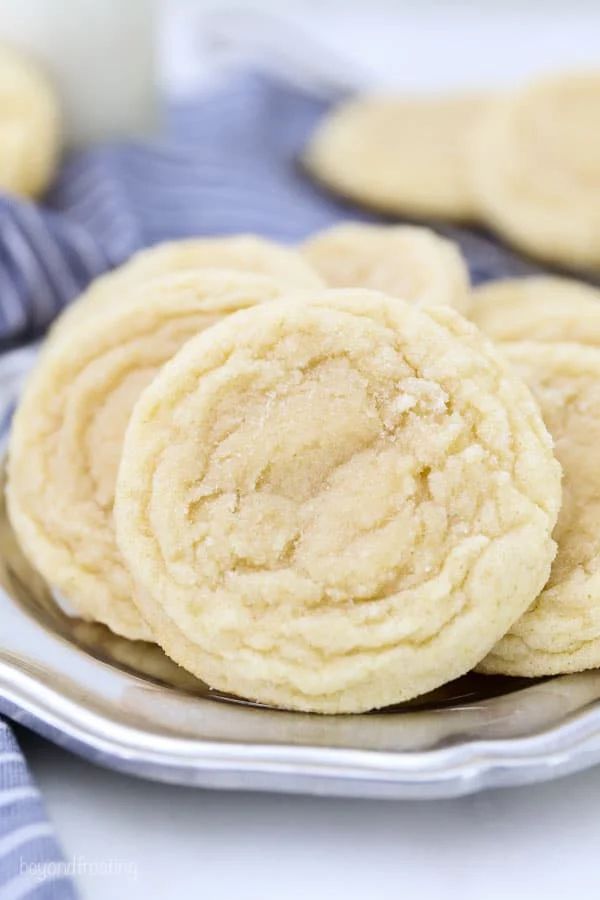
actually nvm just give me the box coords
[302,223,471,314]
[469,72,600,270]
[303,93,488,221]
[0,44,59,196]
[470,276,600,345]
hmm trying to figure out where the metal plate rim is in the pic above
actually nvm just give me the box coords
[4,656,600,798]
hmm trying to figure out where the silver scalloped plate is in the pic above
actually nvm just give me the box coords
[4,461,600,800]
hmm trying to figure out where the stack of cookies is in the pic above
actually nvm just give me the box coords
[12,224,600,715]
[304,71,600,272]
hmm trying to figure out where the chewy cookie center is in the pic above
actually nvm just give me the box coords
[148,314,515,634]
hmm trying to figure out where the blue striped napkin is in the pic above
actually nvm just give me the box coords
[0,68,545,898]
[0,724,76,899]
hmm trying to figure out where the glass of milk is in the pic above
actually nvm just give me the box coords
[0,0,157,144]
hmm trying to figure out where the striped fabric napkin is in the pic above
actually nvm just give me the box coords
[0,68,543,898]
[0,723,76,899]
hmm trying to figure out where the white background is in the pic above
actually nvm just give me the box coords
[5,1,600,897]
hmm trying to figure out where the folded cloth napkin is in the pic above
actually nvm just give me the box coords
[0,68,545,898]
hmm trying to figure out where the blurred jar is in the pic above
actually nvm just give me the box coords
[0,0,157,144]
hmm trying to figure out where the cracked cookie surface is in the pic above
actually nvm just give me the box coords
[115,290,560,713]
[301,223,471,314]
[483,342,600,675]
[7,269,284,640]
[50,235,323,341]
[470,276,600,345]
[469,73,600,269]
[304,94,487,220]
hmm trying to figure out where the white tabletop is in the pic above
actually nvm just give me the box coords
[21,729,600,899]
[8,3,600,897]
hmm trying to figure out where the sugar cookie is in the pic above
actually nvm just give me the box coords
[304,94,487,220]
[0,45,59,196]
[471,276,600,344]
[470,73,600,269]
[302,223,471,314]
[7,269,284,640]
[483,342,600,676]
[50,234,323,340]
[115,291,560,713]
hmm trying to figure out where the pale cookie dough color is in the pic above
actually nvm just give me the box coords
[0,45,60,196]
[304,94,487,220]
[471,277,600,344]
[301,223,471,314]
[470,73,600,269]
[115,291,560,713]
[7,269,284,641]
[49,234,323,341]
[483,342,600,676]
